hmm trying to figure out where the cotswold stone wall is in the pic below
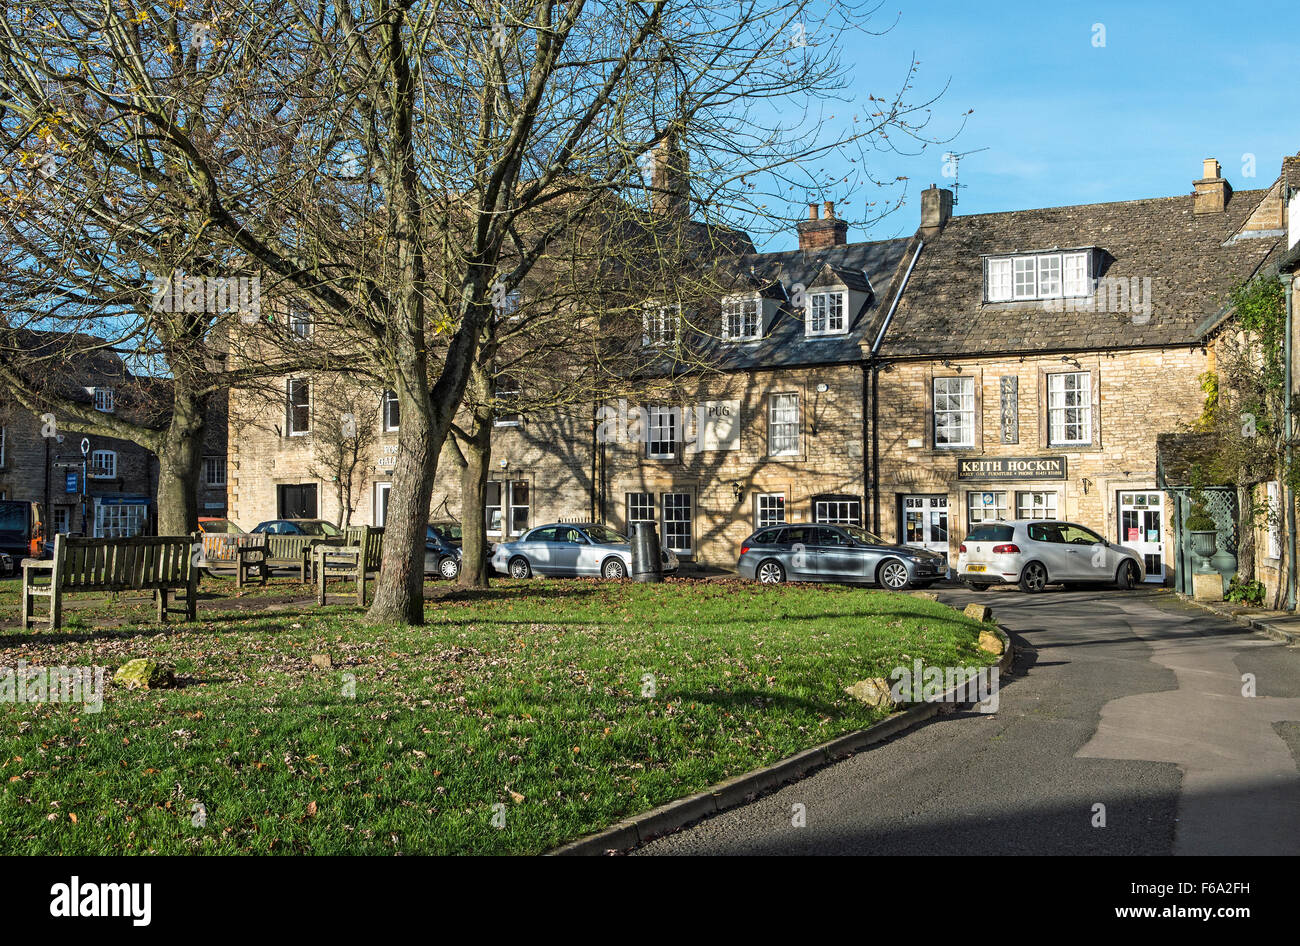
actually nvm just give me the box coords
[873,346,1209,584]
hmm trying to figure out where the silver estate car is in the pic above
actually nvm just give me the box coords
[491,522,680,579]
[737,523,947,590]
[956,519,1144,593]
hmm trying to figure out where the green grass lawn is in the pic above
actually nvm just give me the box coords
[0,577,994,854]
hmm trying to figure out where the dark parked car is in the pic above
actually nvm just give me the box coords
[736,523,946,590]
[425,521,464,580]
[250,519,343,537]
[0,500,46,575]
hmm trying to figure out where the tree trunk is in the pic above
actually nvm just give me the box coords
[154,388,207,535]
[367,359,437,625]
[458,404,493,589]
[1236,482,1255,586]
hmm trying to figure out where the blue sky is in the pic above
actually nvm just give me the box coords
[758,0,1299,250]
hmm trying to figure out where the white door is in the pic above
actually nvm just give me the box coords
[374,482,391,526]
[1118,491,1165,582]
[902,495,949,564]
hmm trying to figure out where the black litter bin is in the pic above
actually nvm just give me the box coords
[630,521,664,583]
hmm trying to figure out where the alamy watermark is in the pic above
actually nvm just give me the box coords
[1,661,106,712]
[595,398,734,447]
[150,270,262,322]
[890,660,1000,713]
[1041,276,1153,324]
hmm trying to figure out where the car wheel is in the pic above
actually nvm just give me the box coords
[508,556,532,579]
[439,556,460,581]
[601,557,627,580]
[877,559,910,591]
[1019,561,1048,593]
[1115,559,1141,590]
[756,559,785,584]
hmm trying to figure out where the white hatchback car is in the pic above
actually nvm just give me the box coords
[956,519,1144,593]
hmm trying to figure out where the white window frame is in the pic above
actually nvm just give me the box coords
[202,455,227,487]
[768,393,799,456]
[722,295,762,341]
[1047,371,1092,446]
[381,389,400,432]
[93,387,115,413]
[986,258,1013,302]
[486,480,530,538]
[755,493,786,529]
[641,302,681,348]
[661,492,692,555]
[933,376,975,448]
[94,501,147,538]
[1015,490,1058,520]
[89,449,117,479]
[967,490,1009,527]
[286,378,311,436]
[289,308,313,339]
[646,406,679,460]
[806,290,846,336]
[814,497,862,526]
[987,251,1091,302]
[52,506,70,535]
[493,378,521,428]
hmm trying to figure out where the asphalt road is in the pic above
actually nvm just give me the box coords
[636,584,1300,855]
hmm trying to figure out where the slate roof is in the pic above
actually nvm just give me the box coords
[1155,432,1234,488]
[878,190,1283,358]
[643,237,911,375]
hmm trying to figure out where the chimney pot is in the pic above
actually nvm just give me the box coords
[797,200,848,250]
[1193,157,1231,214]
[920,185,953,236]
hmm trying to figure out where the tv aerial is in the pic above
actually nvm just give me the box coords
[943,147,989,206]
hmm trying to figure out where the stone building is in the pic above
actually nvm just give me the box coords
[225,153,1294,580]
[0,331,229,535]
[871,159,1285,586]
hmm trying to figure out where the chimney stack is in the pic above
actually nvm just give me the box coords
[650,134,690,217]
[920,185,953,236]
[1193,158,1231,214]
[797,200,848,251]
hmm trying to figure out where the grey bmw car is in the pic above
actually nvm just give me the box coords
[491,522,680,579]
[737,523,946,590]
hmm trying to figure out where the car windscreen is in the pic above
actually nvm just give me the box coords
[0,504,25,535]
[840,525,889,545]
[966,524,1015,542]
[297,521,341,536]
[582,525,627,545]
[430,524,462,542]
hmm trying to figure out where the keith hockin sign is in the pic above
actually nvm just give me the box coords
[957,457,1067,481]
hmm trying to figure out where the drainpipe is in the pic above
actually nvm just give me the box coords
[868,238,924,535]
[1284,270,1296,611]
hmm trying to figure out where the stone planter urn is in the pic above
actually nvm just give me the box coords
[1188,529,1218,574]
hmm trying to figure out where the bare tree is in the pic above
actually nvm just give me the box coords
[2,1,952,623]
[308,388,381,528]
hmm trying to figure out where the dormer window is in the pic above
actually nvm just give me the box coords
[93,387,115,413]
[806,290,846,336]
[722,296,761,341]
[985,250,1092,302]
[642,302,681,348]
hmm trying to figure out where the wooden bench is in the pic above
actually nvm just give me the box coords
[21,533,200,629]
[313,526,384,606]
[200,533,268,589]
[233,534,329,586]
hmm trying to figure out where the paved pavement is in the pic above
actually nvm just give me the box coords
[636,585,1300,855]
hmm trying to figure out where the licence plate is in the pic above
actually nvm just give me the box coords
[966,564,987,572]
